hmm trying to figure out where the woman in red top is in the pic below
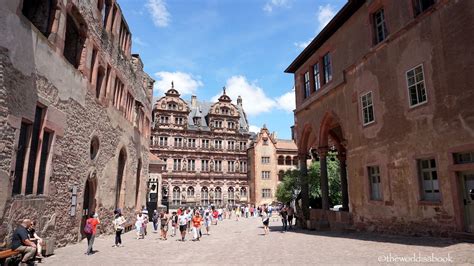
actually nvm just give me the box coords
[191,212,202,241]
[212,209,219,225]
[85,213,100,255]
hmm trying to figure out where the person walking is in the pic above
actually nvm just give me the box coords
[204,211,211,235]
[160,211,170,240]
[170,212,178,237]
[113,210,126,247]
[84,213,100,255]
[261,208,270,235]
[152,210,159,233]
[235,207,240,221]
[280,205,288,231]
[178,211,188,241]
[135,212,145,239]
[287,205,294,230]
[191,212,202,241]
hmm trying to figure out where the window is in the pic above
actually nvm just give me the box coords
[167,103,177,110]
[103,0,112,28]
[239,161,247,173]
[201,187,209,206]
[214,140,223,149]
[12,122,31,195]
[228,187,235,205]
[418,158,440,201]
[215,160,222,172]
[278,156,284,165]
[63,11,86,69]
[187,138,196,148]
[285,156,291,165]
[174,137,183,147]
[263,138,268,145]
[262,171,270,180]
[187,159,195,171]
[159,116,169,124]
[413,0,435,16]
[215,187,223,206]
[239,142,247,150]
[118,19,130,54]
[228,161,235,172]
[172,187,181,206]
[227,121,235,129]
[240,187,247,197]
[373,9,388,44]
[187,186,194,198]
[201,160,209,171]
[175,117,184,125]
[368,166,382,200]
[261,156,270,164]
[159,137,168,146]
[361,92,375,125]
[221,108,230,115]
[323,53,332,84]
[112,78,124,109]
[453,152,474,164]
[22,0,57,37]
[214,120,223,128]
[303,72,310,98]
[406,65,427,107]
[262,189,271,198]
[227,141,235,150]
[173,159,182,171]
[313,63,321,91]
[278,170,285,181]
[202,139,210,149]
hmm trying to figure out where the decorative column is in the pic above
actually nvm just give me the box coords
[319,147,330,210]
[298,152,309,223]
[338,151,349,211]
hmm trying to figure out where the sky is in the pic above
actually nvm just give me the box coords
[118,0,347,139]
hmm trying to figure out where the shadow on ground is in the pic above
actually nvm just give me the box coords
[264,225,461,248]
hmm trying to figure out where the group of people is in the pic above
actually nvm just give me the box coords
[10,219,45,265]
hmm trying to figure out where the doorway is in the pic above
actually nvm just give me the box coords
[81,176,96,238]
[460,171,474,233]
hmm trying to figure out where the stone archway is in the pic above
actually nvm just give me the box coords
[81,171,97,238]
[115,148,127,209]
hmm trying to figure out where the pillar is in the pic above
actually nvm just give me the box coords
[319,147,329,210]
[298,152,309,224]
[338,152,349,211]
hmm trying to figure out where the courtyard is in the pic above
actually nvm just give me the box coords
[42,216,474,265]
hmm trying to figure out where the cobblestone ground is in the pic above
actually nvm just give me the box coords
[42,216,474,265]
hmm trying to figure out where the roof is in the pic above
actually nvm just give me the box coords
[149,152,165,165]
[275,139,297,150]
[285,0,365,73]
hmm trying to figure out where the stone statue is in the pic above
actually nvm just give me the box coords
[182,160,187,171]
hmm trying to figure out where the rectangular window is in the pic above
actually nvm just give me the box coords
[214,140,223,149]
[313,63,320,91]
[227,141,235,150]
[239,161,247,173]
[228,161,235,172]
[262,171,270,180]
[202,139,210,149]
[406,65,427,107]
[373,9,388,44]
[174,137,183,147]
[36,130,52,195]
[175,117,184,125]
[159,137,168,146]
[453,152,474,164]
[413,0,435,16]
[214,120,223,128]
[188,138,196,148]
[25,106,45,195]
[418,158,440,201]
[173,159,182,171]
[304,72,310,98]
[159,116,169,124]
[201,160,209,171]
[12,122,31,195]
[215,160,222,172]
[239,142,247,150]
[361,92,375,125]
[262,189,271,198]
[323,53,332,84]
[261,157,270,164]
[188,159,195,171]
[368,166,382,200]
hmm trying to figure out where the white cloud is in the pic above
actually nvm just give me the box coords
[154,71,203,96]
[275,87,295,112]
[263,0,291,13]
[294,4,336,50]
[132,37,148,47]
[146,0,170,27]
[317,4,336,30]
[212,75,276,116]
[249,125,261,134]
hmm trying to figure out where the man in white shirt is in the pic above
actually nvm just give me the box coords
[178,212,188,241]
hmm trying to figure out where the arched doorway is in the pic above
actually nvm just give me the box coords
[81,171,97,238]
[115,148,127,209]
[135,158,142,208]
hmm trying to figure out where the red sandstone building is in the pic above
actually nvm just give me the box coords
[151,87,251,208]
[286,0,474,236]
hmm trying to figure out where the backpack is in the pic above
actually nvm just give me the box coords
[84,220,93,234]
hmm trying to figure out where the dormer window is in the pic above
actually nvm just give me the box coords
[159,116,169,124]
[221,108,230,115]
[168,103,177,110]
[214,120,223,128]
[193,117,201,125]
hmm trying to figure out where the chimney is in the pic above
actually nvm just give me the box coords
[237,95,242,106]
[272,131,277,140]
[191,95,197,108]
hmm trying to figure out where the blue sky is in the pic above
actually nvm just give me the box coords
[119,0,346,139]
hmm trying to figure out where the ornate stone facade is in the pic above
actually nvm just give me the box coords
[151,87,252,208]
[0,0,153,247]
[248,127,299,206]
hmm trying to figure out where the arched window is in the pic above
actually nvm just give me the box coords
[278,155,284,165]
[201,186,209,206]
[240,187,247,198]
[228,187,235,205]
[293,156,299,166]
[172,186,181,206]
[187,186,194,198]
[214,187,222,206]
[285,156,292,165]
[115,148,127,208]
[278,170,285,181]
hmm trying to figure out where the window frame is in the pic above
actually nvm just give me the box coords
[323,53,332,84]
[313,63,321,91]
[368,166,382,201]
[303,71,310,99]
[406,64,428,108]
[361,91,375,126]
[417,158,441,202]
[373,8,388,44]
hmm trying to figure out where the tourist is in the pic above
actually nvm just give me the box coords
[178,211,188,241]
[113,210,126,247]
[152,210,159,233]
[186,209,193,233]
[245,205,250,218]
[218,208,223,221]
[235,207,240,221]
[250,206,254,217]
[141,207,149,236]
[191,212,202,241]
[280,205,288,231]
[160,211,170,240]
[204,211,211,235]
[28,221,44,258]
[262,208,270,235]
[287,204,294,230]
[268,205,273,218]
[12,219,37,264]
[84,213,100,255]
[212,208,219,225]
[170,212,178,237]
[135,212,145,239]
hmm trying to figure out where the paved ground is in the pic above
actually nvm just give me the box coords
[42,216,474,265]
